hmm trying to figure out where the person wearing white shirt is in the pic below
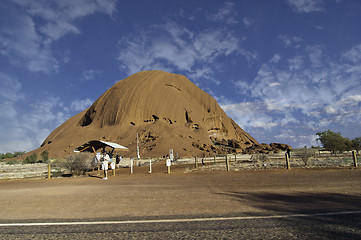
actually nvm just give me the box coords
[100,151,110,180]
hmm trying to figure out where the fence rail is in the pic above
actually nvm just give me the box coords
[1,151,359,180]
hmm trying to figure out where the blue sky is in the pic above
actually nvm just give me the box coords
[1,0,361,153]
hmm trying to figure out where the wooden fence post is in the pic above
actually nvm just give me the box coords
[47,163,51,179]
[131,158,134,174]
[352,150,358,168]
[226,155,230,171]
[285,153,290,169]
[195,157,198,168]
[149,159,152,174]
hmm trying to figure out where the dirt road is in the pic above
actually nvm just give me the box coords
[1,165,360,221]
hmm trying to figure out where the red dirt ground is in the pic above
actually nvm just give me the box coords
[1,163,360,221]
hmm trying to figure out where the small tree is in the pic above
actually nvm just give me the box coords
[296,147,314,166]
[352,137,361,152]
[40,150,49,163]
[24,153,37,164]
[63,153,93,176]
[316,130,351,155]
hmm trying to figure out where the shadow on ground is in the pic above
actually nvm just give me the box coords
[215,191,361,239]
[216,191,361,214]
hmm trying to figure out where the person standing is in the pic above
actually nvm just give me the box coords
[101,151,110,180]
[116,155,123,168]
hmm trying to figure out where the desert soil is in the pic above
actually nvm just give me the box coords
[1,161,360,222]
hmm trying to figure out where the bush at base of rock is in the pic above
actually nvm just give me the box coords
[62,153,93,176]
[23,153,37,164]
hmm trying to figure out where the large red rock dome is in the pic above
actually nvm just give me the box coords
[38,70,260,158]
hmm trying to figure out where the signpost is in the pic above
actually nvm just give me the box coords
[111,162,116,176]
[169,149,174,161]
[136,133,140,159]
[166,158,171,174]
[131,158,134,174]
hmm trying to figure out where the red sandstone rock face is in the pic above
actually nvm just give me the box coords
[37,70,261,158]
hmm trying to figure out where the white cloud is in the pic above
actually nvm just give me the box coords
[0,73,93,152]
[26,97,67,125]
[14,0,117,42]
[0,73,57,152]
[0,73,24,102]
[117,22,249,83]
[0,95,75,153]
[269,82,282,87]
[270,54,281,63]
[226,42,361,146]
[81,69,102,81]
[323,95,361,123]
[343,44,361,63]
[221,101,280,130]
[306,45,324,68]
[242,17,254,26]
[208,2,239,24]
[70,98,93,112]
[242,46,356,115]
[275,130,319,148]
[286,0,325,13]
[288,55,303,71]
[0,0,117,73]
[278,35,303,48]
[0,3,59,73]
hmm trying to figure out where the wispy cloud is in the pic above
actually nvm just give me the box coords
[70,98,93,112]
[81,69,102,81]
[223,43,361,147]
[117,22,252,83]
[0,94,94,152]
[221,102,281,130]
[208,2,239,24]
[278,34,303,48]
[0,71,95,152]
[242,17,254,26]
[0,73,24,102]
[343,43,361,63]
[0,0,117,73]
[286,0,325,13]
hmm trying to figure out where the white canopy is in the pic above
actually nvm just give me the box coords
[74,140,128,153]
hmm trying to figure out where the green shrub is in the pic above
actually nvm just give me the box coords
[0,151,25,161]
[23,153,37,164]
[5,159,21,165]
[62,153,93,176]
[295,147,315,166]
[40,151,49,163]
